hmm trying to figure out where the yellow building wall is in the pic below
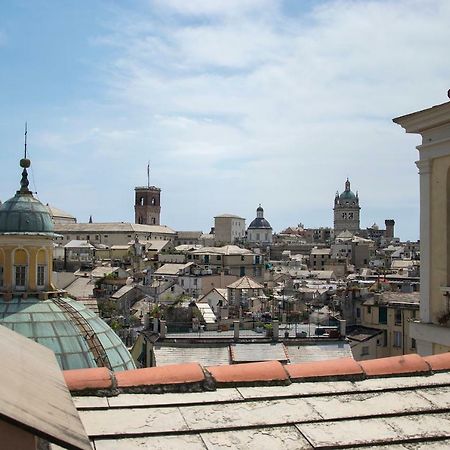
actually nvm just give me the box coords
[433,343,450,353]
[429,155,450,323]
[0,236,53,293]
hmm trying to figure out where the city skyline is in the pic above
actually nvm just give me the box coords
[1,0,450,240]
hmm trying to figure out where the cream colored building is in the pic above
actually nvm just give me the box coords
[46,204,77,224]
[214,214,245,244]
[394,98,450,355]
[54,222,176,247]
[358,292,419,359]
[188,245,265,281]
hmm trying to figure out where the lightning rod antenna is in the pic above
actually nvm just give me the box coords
[24,122,28,159]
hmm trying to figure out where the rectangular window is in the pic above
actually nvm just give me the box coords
[15,266,26,289]
[411,338,416,349]
[367,306,372,314]
[356,307,361,319]
[361,346,369,356]
[378,306,387,324]
[395,309,402,325]
[37,265,45,287]
[393,331,402,348]
[241,256,245,261]
[255,255,260,264]
[0,266,3,287]
[383,330,387,347]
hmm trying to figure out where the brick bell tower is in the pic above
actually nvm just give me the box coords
[134,164,161,225]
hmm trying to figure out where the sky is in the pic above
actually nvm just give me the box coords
[1,0,449,241]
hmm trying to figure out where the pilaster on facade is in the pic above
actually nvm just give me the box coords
[415,158,432,324]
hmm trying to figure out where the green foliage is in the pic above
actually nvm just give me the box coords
[98,299,118,318]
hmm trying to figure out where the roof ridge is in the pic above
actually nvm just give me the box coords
[63,353,450,395]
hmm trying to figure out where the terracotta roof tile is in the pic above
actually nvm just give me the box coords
[359,354,430,377]
[423,352,450,371]
[63,367,113,391]
[115,363,205,388]
[286,357,363,380]
[63,354,450,394]
[207,361,288,385]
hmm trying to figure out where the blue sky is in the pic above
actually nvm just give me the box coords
[1,0,450,240]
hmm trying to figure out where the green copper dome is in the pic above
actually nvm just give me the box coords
[339,190,356,200]
[337,178,358,203]
[0,153,54,234]
[0,193,54,234]
[0,296,136,371]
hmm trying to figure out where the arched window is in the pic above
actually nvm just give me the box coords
[151,197,156,205]
[140,197,145,206]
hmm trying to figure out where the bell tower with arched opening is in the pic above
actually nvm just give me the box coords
[134,165,161,225]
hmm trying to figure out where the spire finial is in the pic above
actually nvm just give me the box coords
[19,123,32,194]
[147,161,150,188]
[345,178,350,191]
[24,122,27,159]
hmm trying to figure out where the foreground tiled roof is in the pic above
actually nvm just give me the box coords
[64,353,450,449]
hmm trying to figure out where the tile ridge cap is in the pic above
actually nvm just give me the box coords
[63,355,440,394]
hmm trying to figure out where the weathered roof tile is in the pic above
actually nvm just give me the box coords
[63,367,113,391]
[424,352,450,371]
[207,360,288,385]
[359,354,430,377]
[286,357,363,380]
[115,362,205,388]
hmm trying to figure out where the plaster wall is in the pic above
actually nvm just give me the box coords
[429,154,450,322]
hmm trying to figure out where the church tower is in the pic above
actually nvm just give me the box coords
[134,164,161,225]
[333,178,361,234]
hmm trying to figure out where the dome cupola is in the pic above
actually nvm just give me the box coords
[248,204,272,229]
[0,142,54,235]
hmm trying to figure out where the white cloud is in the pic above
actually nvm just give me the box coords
[14,0,449,239]
[152,0,278,18]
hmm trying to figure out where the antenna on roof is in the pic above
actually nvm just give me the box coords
[24,122,28,159]
[147,161,150,188]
